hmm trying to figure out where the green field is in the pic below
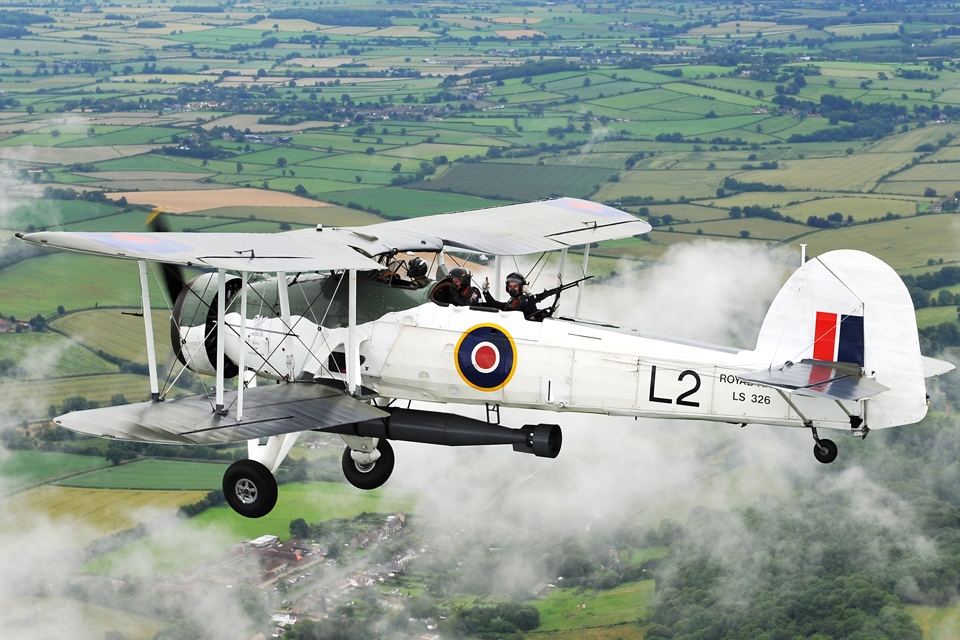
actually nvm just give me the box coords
[0,331,116,378]
[51,309,170,366]
[531,581,655,632]
[0,374,155,418]
[0,253,166,319]
[413,163,615,200]
[785,214,960,271]
[84,481,418,576]
[55,459,228,490]
[0,450,106,489]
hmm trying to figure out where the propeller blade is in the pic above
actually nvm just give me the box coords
[146,207,185,303]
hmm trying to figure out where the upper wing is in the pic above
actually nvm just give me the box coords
[739,359,889,401]
[16,230,383,272]
[341,197,651,256]
[52,383,388,445]
[18,198,649,266]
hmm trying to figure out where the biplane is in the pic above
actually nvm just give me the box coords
[17,198,952,518]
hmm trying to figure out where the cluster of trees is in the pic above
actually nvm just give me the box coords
[720,176,787,193]
[444,603,540,638]
[903,265,960,309]
[728,204,801,224]
[178,490,225,518]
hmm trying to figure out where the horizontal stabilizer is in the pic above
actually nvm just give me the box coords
[922,356,955,379]
[740,359,889,402]
[53,383,388,445]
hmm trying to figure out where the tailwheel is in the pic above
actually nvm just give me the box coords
[342,439,395,490]
[223,459,278,518]
[813,439,838,464]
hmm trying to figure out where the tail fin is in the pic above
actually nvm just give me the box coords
[753,249,926,429]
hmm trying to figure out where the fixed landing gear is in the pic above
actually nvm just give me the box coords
[342,439,395,490]
[810,427,838,464]
[223,459,279,518]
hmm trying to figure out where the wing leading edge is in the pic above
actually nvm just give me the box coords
[53,383,388,445]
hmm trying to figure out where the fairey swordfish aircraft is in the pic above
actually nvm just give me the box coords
[16,198,954,518]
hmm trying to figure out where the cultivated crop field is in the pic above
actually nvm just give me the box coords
[414,162,615,200]
[55,459,228,491]
[0,450,106,490]
[0,486,207,548]
[51,309,172,365]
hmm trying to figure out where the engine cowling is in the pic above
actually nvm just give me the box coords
[172,272,241,378]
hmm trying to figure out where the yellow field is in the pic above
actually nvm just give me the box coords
[496,29,546,39]
[2,598,164,640]
[864,124,960,153]
[596,170,723,201]
[907,605,960,640]
[0,374,155,416]
[0,486,206,548]
[737,153,917,192]
[784,214,960,270]
[781,196,917,221]
[51,309,170,365]
[105,187,330,213]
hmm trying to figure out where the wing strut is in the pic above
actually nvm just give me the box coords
[575,243,590,317]
[558,247,568,286]
[238,271,248,419]
[215,268,226,414]
[347,268,359,394]
[138,261,160,402]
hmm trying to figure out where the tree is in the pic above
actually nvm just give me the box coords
[236,162,243,174]
[355,175,362,183]
[740,230,750,238]
[276,157,287,167]
[56,305,65,314]
[925,187,938,197]
[25,105,33,115]
[105,446,135,466]
[294,184,307,196]
[391,163,402,173]
[290,518,310,538]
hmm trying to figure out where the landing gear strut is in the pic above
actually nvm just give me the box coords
[342,439,395,490]
[223,459,279,518]
[811,427,838,464]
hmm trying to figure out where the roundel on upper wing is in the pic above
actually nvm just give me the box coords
[455,324,517,391]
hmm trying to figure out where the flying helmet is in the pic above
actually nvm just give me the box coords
[407,256,428,279]
[450,266,471,288]
[505,272,526,296]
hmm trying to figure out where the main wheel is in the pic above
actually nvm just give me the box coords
[223,459,278,518]
[813,439,838,464]
[342,439,395,490]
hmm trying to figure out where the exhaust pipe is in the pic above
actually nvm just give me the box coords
[322,408,562,458]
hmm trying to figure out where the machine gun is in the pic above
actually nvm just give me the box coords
[526,275,594,321]
[531,275,594,303]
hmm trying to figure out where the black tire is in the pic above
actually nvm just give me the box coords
[342,439,395,490]
[222,459,278,518]
[813,439,838,464]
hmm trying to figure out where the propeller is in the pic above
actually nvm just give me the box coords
[146,207,185,304]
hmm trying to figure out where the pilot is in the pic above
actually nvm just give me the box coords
[407,256,431,288]
[430,266,482,306]
[483,272,539,320]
